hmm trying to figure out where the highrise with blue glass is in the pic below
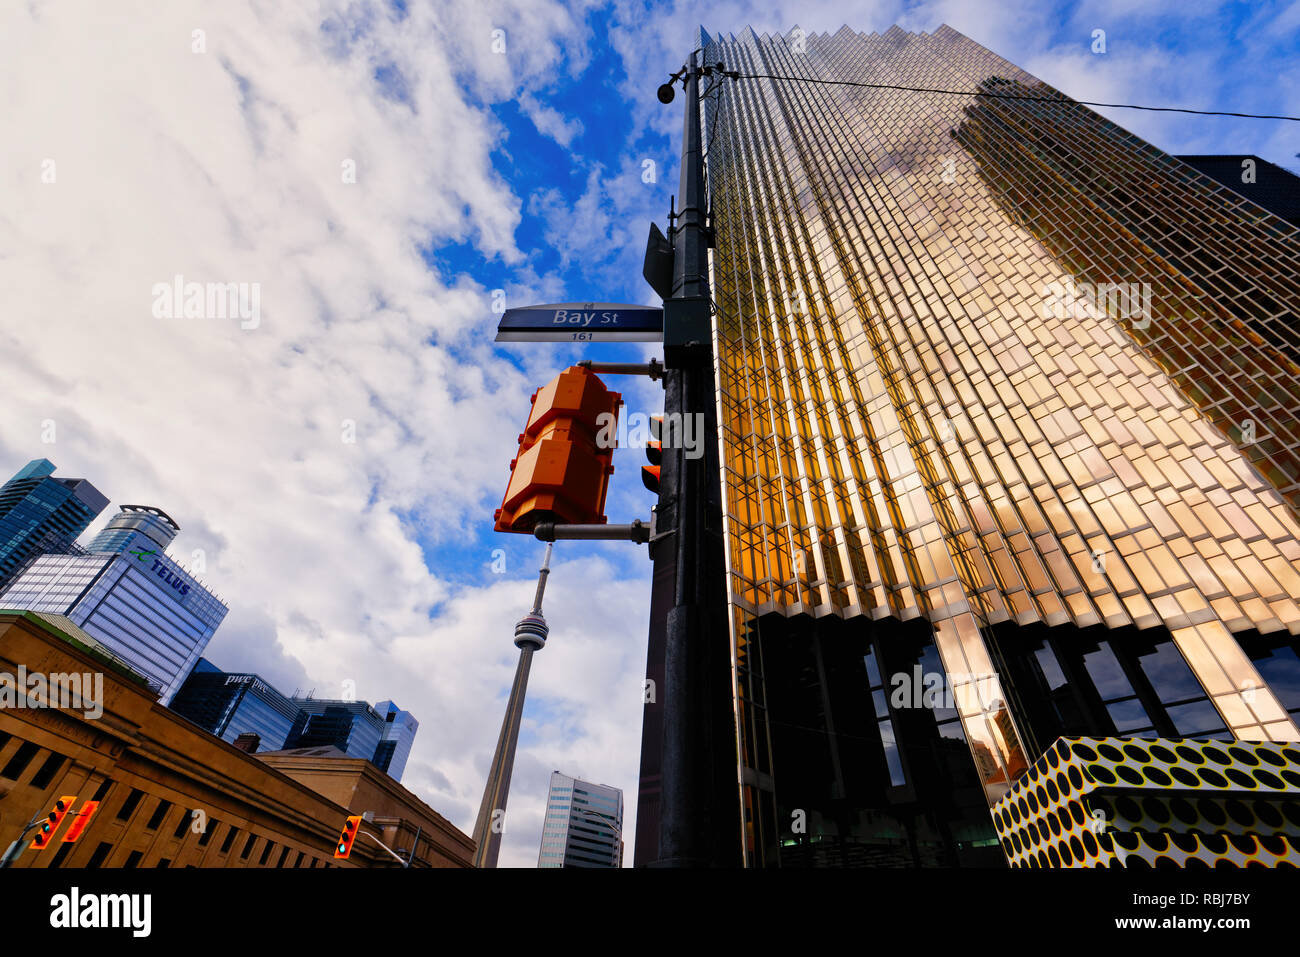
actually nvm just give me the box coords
[0,459,108,591]
[169,658,301,752]
[372,700,419,781]
[0,502,227,703]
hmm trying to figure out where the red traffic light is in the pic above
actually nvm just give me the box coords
[31,795,77,850]
[494,366,621,533]
[334,814,362,859]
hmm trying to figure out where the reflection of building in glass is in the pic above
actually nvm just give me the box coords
[0,460,108,591]
[169,658,300,753]
[0,505,227,704]
[635,23,1300,867]
[283,696,418,783]
[171,667,419,781]
[538,771,623,868]
[286,698,385,764]
[372,700,419,782]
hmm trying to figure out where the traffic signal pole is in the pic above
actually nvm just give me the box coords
[647,52,740,867]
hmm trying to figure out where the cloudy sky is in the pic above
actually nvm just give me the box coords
[1,0,1296,867]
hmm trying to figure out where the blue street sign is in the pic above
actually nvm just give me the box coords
[495,302,664,343]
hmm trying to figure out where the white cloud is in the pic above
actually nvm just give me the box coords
[0,0,643,866]
[518,91,585,146]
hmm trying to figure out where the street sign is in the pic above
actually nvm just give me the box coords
[495,302,663,343]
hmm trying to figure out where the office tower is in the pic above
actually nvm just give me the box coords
[0,459,108,591]
[372,700,419,782]
[169,658,301,753]
[538,771,623,868]
[0,505,227,704]
[637,24,1300,867]
[284,696,417,782]
[86,503,181,556]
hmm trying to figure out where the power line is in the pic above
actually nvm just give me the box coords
[724,70,1300,122]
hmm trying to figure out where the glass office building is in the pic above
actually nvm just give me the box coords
[372,700,419,782]
[87,503,183,557]
[0,459,108,591]
[657,24,1300,866]
[538,771,623,868]
[169,658,301,752]
[285,698,387,770]
[0,505,227,703]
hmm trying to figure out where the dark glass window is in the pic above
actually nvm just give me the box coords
[156,858,171,868]
[1135,644,1203,701]
[197,818,217,846]
[259,842,275,866]
[85,842,113,868]
[241,833,256,859]
[146,800,172,831]
[1253,644,1300,713]
[116,788,144,821]
[220,826,239,854]
[864,648,906,786]
[1167,699,1229,737]
[1,741,40,780]
[30,752,65,789]
[48,842,75,869]
[91,779,113,802]
[1235,632,1300,719]
[124,850,143,868]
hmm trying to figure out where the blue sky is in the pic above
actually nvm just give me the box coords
[0,0,1296,867]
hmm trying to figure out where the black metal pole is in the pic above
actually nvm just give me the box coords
[646,51,739,868]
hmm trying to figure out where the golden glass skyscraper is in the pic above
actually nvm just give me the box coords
[692,24,1300,866]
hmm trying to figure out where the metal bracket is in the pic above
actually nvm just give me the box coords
[577,358,664,382]
[533,519,652,544]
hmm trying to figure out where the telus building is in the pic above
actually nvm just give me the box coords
[0,504,227,703]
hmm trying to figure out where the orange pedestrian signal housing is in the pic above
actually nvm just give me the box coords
[334,814,362,859]
[61,801,100,843]
[495,366,622,533]
[642,414,663,494]
[31,795,77,850]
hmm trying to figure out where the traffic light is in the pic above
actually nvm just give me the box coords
[641,414,663,494]
[495,366,622,533]
[30,795,77,850]
[61,801,100,844]
[334,815,362,859]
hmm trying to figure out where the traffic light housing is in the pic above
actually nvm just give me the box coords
[30,795,77,850]
[334,815,362,859]
[61,801,100,844]
[642,414,663,494]
[495,366,622,533]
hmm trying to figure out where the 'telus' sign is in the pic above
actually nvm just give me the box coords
[495,302,663,343]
